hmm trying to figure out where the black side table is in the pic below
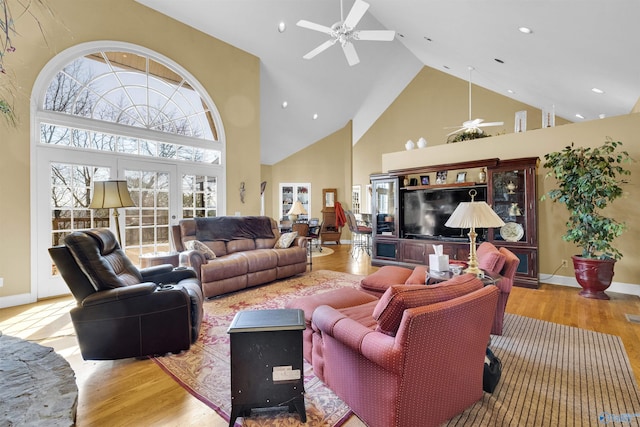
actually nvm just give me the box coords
[227,309,306,426]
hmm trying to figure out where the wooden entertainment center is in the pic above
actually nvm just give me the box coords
[370,157,539,288]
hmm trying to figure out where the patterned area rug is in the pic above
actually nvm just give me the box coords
[152,270,362,427]
[153,270,640,426]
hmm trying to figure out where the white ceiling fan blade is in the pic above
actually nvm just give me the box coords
[296,20,334,35]
[353,30,396,41]
[447,127,466,136]
[478,121,504,127]
[342,41,360,66]
[303,39,337,60]
[343,0,370,30]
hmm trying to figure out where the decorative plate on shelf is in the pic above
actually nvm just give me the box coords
[500,222,524,242]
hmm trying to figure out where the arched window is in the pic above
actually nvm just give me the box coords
[33,42,225,298]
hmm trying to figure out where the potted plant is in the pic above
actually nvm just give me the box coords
[542,138,632,299]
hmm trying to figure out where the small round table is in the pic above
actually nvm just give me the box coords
[426,269,502,286]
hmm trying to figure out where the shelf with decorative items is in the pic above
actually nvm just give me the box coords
[370,157,539,288]
[279,183,311,222]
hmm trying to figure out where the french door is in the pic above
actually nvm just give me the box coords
[35,150,222,298]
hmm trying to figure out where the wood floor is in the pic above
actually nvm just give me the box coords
[1,244,639,426]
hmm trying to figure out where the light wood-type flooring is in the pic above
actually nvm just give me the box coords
[1,244,639,426]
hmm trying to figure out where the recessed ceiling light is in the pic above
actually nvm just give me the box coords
[443,65,450,70]
[281,101,288,108]
[591,87,605,94]
[423,36,432,42]
[494,58,504,64]
[397,33,405,38]
[507,89,515,94]
[575,113,585,119]
[599,113,606,119]
[312,113,318,120]
[277,21,286,33]
[518,27,533,34]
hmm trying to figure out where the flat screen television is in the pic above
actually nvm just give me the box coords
[401,186,488,241]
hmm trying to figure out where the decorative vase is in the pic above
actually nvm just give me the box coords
[478,168,486,183]
[508,203,522,216]
[572,255,615,300]
[417,137,428,148]
[506,181,517,194]
[405,140,415,150]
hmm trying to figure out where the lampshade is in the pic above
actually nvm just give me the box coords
[89,180,135,209]
[287,200,308,216]
[445,189,505,275]
[445,201,505,229]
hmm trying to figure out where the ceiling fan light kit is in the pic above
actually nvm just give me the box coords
[297,0,395,66]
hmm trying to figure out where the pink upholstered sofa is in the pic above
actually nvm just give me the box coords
[287,274,499,427]
[172,216,307,298]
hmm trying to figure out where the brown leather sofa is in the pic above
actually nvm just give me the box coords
[49,228,203,360]
[172,216,307,298]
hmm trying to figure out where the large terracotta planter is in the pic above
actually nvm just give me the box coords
[571,255,616,300]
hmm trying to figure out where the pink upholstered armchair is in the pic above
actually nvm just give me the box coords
[311,279,499,427]
[477,242,520,335]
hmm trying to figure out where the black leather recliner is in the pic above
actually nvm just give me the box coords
[49,228,204,360]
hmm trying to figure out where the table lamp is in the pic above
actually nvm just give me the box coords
[287,200,307,222]
[445,189,505,275]
[89,180,136,246]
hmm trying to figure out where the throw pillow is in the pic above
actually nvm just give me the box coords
[360,265,414,294]
[275,231,298,249]
[477,242,506,274]
[404,265,428,285]
[184,239,216,259]
[373,274,483,336]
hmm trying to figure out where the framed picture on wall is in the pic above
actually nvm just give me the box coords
[420,175,430,185]
[456,172,467,183]
[436,170,448,184]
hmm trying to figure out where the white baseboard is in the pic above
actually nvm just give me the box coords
[540,273,640,297]
[0,293,36,309]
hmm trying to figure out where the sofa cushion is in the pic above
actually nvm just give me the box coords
[372,274,483,336]
[275,232,298,249]
[227,238,256,254]
[184,239,216,259]
[404,265,428,285]
[477,242,506,274]
[360,266,414,293]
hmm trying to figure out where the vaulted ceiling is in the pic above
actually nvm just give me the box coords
[137,0,640,165]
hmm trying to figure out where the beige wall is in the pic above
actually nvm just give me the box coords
[0,1,260,301]
[381,114,640,287]
[353,66,570,192]
[267,122,352,227]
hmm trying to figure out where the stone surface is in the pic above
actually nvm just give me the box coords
[0,333,78,426]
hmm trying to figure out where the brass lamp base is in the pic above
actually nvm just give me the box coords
[464,228,482,276]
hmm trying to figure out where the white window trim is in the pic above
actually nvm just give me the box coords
[29,41,226,303]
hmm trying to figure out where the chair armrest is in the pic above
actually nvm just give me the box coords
[81,283,158,307]
[179,250,207,279]
[313,305,400,371]
[294,237,308,248]
[141,265,197,284]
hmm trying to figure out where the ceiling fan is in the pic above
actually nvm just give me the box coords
[446,67,504,136]
[296,0,396,66]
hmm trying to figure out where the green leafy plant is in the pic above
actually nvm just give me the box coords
[446,129,490,144]
[542,139,632,260]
